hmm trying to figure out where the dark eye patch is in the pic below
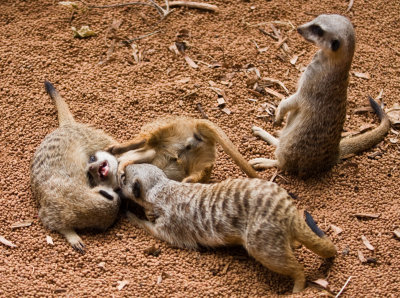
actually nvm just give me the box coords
[133,180,141,198]
[89,155,96,163]
[331,39,340,51]
[310,25,324,37]
[194,133,203,142]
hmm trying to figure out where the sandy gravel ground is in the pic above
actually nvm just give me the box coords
[0,0,399,296]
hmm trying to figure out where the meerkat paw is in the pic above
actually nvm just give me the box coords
[60,229,85,254]
[252,126,266,137]
[249,158,279,169]
[252,126,279,146]
[126,211,143,226]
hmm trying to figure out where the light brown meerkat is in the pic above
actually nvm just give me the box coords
[30,81,121,252]
[109,116,259,183]
[120,164,337,293]
[249,14,391,177]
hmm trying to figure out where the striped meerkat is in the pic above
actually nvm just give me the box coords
[250,14,390,177]
[31,81,120,252]
[120,164,336,293]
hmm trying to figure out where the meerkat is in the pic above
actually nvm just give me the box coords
[120,164,337,293]
[249,14,391,177]
[30,81,121,252]
[109,116,259,183]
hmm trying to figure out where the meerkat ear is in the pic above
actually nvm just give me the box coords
[132,180,141,198]
[331,39,340,51]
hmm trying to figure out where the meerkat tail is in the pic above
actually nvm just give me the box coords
[293,211,337,258]
[44,81,75,126]
[196,120,259,178]
[339,96,391,159]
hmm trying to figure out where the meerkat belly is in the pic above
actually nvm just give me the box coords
[277,107,343,174]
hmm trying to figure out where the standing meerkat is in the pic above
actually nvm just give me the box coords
[30,81,120,252]
[250,14,391,177]
[109,117,259,183]
[120,164,337,293]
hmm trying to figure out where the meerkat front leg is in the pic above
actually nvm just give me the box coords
[252,126,279,147]
[274,94,300,125]
[126,211,162,238]
[117,148,156,176]
[59,228,85,253]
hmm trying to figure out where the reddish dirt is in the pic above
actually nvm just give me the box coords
[1,0,399,296]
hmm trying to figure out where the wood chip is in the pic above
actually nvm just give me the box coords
[10,219,33,229]
[289,50,305,66]
[217,97,226,107]
[330,224,343,236]
[386,103,400,129]
[389,138,398,144]
[46,235,54,245]
[176,77,190,84]
[98,262,106,269]
[354,106,373,114]
[353,71,370,79]
[357,250,367,263]
[0,235,16,248]
[361,235,374,250]
[221,107,232,115]
[394,228,400,239]
[196,103,208,119]
[261,77,289,94]
[117,280,129,291]
[312,279,329,289]
[157,275,163,284]
[144,245,161,257]
[264,87,285,100]
[354,213,380,219]
[183,55,198,68]
[346,0,354,12]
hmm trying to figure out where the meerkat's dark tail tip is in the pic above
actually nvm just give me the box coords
[368,95,385,120]
[304,210,325,238]
[44,81,56,95]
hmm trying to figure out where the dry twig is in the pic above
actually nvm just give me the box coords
[196,103,209,119]
[335,276,352,298]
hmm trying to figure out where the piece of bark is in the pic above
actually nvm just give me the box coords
[361,235,374,251]
[354,213,380,219]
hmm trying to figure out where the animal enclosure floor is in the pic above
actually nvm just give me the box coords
[0,0,399,296]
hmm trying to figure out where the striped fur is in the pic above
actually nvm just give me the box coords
[122,164,337,293]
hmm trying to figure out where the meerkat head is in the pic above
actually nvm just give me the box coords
[87,151,118,189]
[119,164,167,203]
[297,14,355,61]
[183,133,204,152]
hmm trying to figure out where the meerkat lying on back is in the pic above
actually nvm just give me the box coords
[31,82,120,252]
[250,14,390,177]
[109,117,258,183]
[120,164,337,293]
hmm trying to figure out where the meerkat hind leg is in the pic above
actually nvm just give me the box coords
[252,126,279,147]
[59,228,85,253]
[249,246,306,293]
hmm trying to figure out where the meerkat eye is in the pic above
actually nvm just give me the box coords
[331,39,340,51]
[193,133,203,142]
[132,181,141,198]
[310,25,324,37]
[89,155,97,163]
[185,144,192,150]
